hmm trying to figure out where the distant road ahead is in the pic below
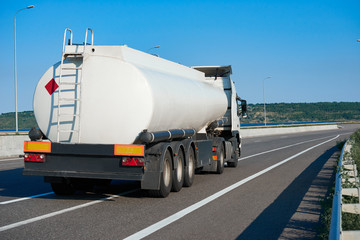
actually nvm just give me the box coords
[0,124,358,239]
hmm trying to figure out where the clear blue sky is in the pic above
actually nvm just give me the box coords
[1,0,359,114]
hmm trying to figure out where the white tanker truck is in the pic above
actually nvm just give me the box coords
[23,28,247,197]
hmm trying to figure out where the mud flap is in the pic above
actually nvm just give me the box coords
[141,142,171,190]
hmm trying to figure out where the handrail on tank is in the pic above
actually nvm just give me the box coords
[62,28,73,52]
[84,28,94,46]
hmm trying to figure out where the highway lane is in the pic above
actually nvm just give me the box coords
[0,158,23,171]
[0,124,358,239]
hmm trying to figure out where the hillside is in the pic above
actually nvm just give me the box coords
[1,102,360,129]
[0,111,37,130]
[242,102,360,123]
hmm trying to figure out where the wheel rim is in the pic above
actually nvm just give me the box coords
[163,158,171,187]
[177,156,183,182]
[220,149,224,165]
[188,153,194,177]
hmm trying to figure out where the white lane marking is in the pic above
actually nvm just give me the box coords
[238,135,339,162]
[124,135,339,240]
[0,158,22,162]
[0,192,54,205]
[0,189,137,232]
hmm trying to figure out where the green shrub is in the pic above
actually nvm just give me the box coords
[350,129,360,174]
[342,128,360,230]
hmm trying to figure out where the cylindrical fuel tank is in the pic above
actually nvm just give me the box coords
[33,45,227,144]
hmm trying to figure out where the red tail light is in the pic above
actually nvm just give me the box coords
[212,147,217,152]
[24,153,45,163]
[122,157,144,167]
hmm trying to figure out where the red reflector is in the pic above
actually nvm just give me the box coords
[122,157,144,167]
[212,147,217,152]
[45,78,59,95]
[24,153,45,163]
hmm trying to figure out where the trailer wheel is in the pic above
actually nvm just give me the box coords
[149,149,173,198]
[172,148,184,192]
[51,182,75,195]
[216,144,225,174]
[184,147,195,187]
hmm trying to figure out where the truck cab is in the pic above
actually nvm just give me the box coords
[193,65,246,166]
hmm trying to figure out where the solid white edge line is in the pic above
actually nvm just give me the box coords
[124,135,339,240]
[0,192,54,205]
[0,189,137,232]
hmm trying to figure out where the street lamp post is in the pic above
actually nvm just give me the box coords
[147,45,160,52]
[14,5,34,133]
[263,76,272,126]
[147,45,160,57]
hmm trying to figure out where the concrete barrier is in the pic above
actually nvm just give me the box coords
[0,134,29,158]
[241,125,339,138]
[0,125,339,157]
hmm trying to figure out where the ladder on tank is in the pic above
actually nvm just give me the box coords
[56,28,94,143]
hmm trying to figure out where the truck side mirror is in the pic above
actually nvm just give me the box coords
[237,98,247,118]
[241,100,247,118]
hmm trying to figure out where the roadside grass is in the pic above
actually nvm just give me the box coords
[317,129,360,239]
[316,184,335,239]
[342,128,360,230]
[316,140,344,240]
[350,128,360,174]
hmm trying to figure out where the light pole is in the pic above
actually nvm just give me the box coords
[263,76,272,126]
[14,5,34,133]
[147,45,160,52]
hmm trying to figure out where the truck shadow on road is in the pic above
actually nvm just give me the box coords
[0,168,144,201]
[0,168,52,198]
[236,146,338,240]
[0,165,176,201]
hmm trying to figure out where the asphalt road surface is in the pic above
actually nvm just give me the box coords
[0,124,359,240]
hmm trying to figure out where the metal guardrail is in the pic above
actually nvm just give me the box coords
[329,140,346,240]
[329,140,360,240]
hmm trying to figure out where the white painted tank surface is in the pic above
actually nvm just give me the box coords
[33,45,227,144]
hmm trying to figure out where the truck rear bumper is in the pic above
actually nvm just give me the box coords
[23,169,143,181]
[23,141,145,180]
[23,154,144,181]
[23,141,161,190]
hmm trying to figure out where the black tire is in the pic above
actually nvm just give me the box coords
[216,143,225,174]
[149,149,173,198]
[95,179,112,186]
[172,148,184,192]
[228,147,240,168]
[227,161,238,168]
[51,182,75,195]
[184,147,195,187]
[92,179,112,192]
[227,160,238,168]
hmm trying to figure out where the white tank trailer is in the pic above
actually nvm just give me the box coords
[24,28,247,197]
